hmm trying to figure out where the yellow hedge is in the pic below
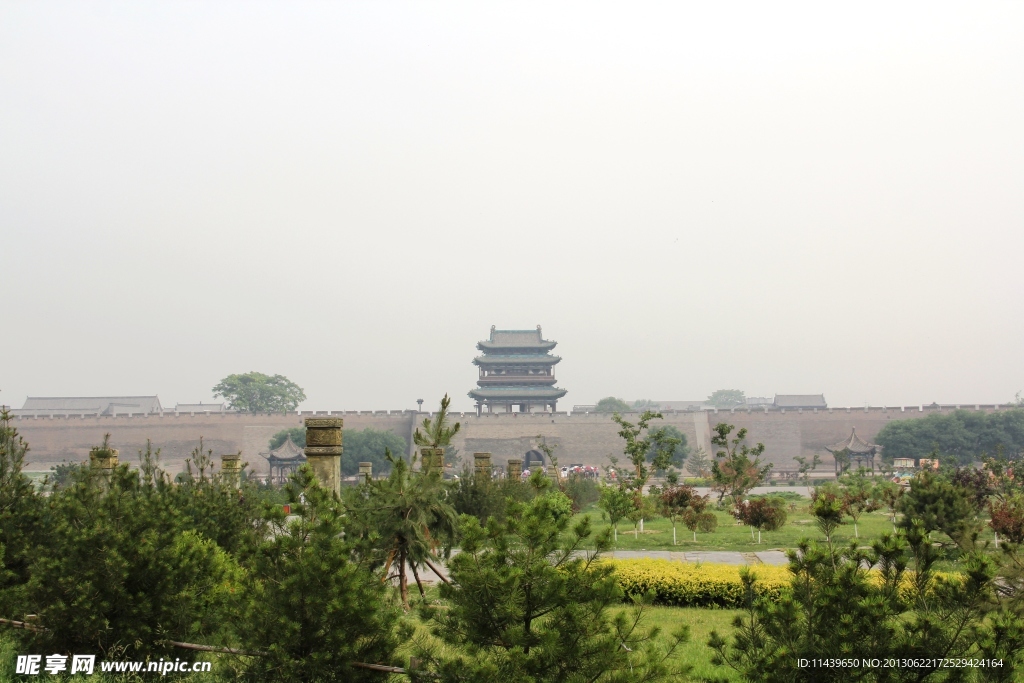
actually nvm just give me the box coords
[607,559,961,608]
[607,559,789,608]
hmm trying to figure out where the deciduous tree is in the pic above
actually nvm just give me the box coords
[707,389,745,408]
[213,372,306,412]
[595,396,633,413]
[710,423,771,505]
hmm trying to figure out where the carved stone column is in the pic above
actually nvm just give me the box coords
[304,417,343,496]
[420,447,444,476]
[507,459,522,481]
[358,461,373,483]
[474,452,492,482]
[221,453,242,488]
[89,446,118,472]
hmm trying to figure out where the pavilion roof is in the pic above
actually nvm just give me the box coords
[473,354,561,366]
[469,386,568,400]
[477,326,557,352]
[825,428,880,455]
[265,436,307,461]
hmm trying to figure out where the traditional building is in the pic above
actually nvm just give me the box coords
[262,436,306,484]
[469,326,567,414]
[15,395,163,417]
[825,427,881,475]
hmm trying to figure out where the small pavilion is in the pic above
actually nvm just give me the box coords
[262,436,306,484]
[825,428,881,475]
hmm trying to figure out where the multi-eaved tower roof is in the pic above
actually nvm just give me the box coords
[469,325,567,414]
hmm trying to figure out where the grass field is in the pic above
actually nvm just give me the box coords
[615,605,743,681]
[577,502,899,551]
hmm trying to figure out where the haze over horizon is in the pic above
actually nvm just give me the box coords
[2,3,1022,412]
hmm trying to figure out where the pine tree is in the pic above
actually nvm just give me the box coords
[418,488,689,682]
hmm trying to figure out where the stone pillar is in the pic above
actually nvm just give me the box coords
[304,417,343,496]
[547,464,559,482]
[507,459,522,481]
[358,461,373,483]
[221,453,242,487]
[474,452,492,483]
[420,448,444,475]
[89,447,118,472]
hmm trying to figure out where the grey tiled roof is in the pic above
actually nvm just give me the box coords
[17,396,162,416]
[773,394,827,408]
[477,325,557,351]
[826,428,879,454]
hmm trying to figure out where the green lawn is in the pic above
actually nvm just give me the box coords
[577,503,908,552]
[614,605,743,681]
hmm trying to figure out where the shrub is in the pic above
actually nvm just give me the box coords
[608,559,789,608]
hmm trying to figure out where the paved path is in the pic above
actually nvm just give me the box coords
[605,550,790,566]
[403,549,791,586]
[691,486,812,498]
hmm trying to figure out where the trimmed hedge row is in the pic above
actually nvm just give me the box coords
[607,559,962,609]
[607,559,789,608]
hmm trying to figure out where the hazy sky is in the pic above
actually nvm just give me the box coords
[2,2,1022,412]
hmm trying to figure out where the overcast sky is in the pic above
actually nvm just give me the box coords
[1,2,1022,412]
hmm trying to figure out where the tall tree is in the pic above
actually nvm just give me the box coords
[413,394,461,452]
[709,423,772,505]
[685,446,711,478]
[348,450,457,608]
[612,411,679,531]
[213,372,306,412]
[707,389,746,408]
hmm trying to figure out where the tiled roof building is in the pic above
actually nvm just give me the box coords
[469,326,567,415]
[773,394,827,409]
[15,396,163,416]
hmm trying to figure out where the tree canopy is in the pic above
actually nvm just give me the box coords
[268,427,408,476]
[876,408,1024,464]
[706,389,745,408]
[594,396,632,413]
[709,422,771,505]
[647,425,689,467]
[213,372,306,412]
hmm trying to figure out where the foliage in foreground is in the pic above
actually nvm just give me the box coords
[417,482,690,682]
[708,529,1024,682]
[241,467,400,683]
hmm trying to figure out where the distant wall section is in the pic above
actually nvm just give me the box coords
[13,404,1015,476]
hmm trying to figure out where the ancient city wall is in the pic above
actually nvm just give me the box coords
[13,404,1015,476]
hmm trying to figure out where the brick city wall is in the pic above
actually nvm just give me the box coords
[12,404,1015,476]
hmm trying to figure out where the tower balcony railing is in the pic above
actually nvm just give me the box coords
[477,375,557,385]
